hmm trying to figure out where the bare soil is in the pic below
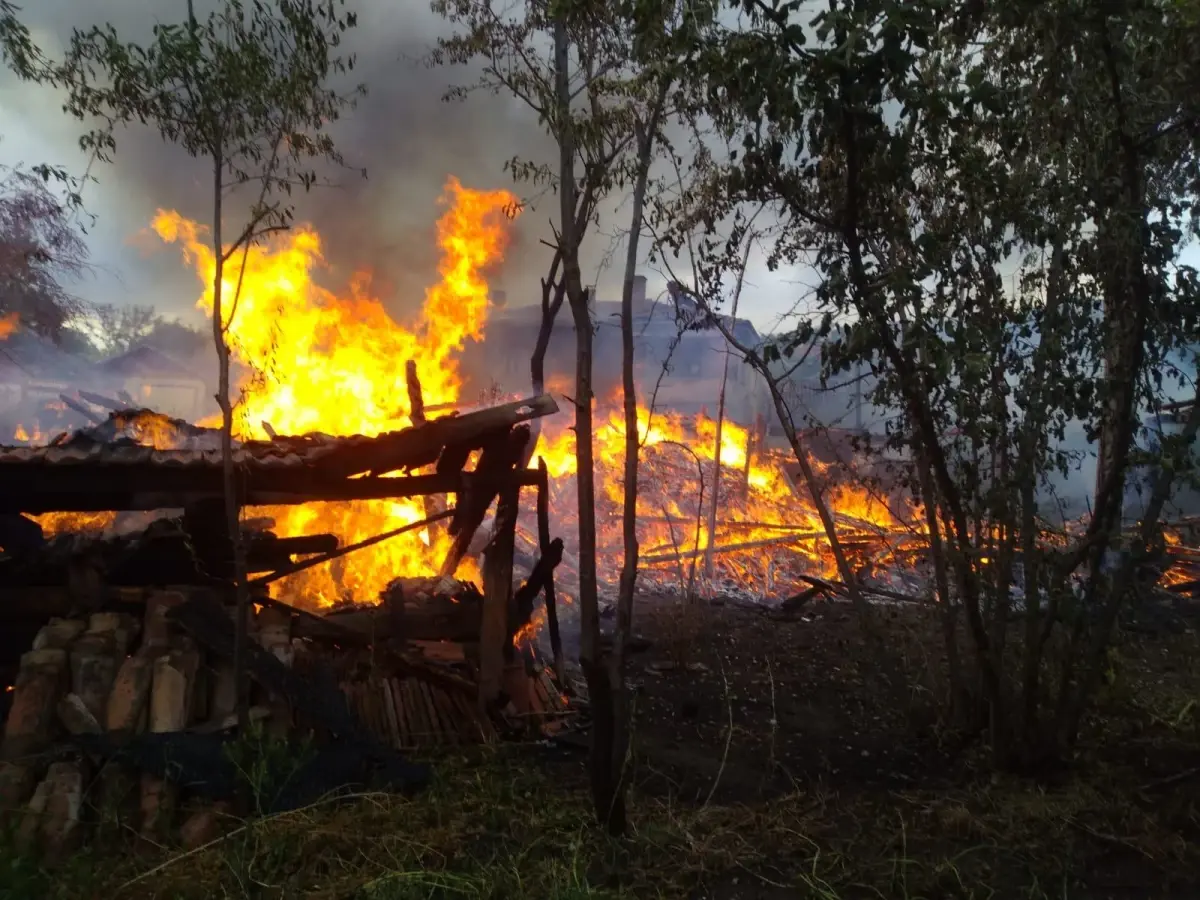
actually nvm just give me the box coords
[608,592,1200,898]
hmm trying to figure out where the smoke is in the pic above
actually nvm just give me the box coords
[0,0,557,320]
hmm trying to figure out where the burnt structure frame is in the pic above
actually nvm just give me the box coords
[0,393,565,706]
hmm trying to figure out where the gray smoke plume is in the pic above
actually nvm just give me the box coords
[1,0,561,321]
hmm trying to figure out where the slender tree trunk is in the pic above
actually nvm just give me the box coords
[703,276,741,582]
[552,15,614,830]
[211,159,250,734]
[610,103,664,837]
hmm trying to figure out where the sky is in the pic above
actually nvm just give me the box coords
[0,0,815,339]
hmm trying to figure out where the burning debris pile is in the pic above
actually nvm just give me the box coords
[0,391,575,859]
[526,405,929,609]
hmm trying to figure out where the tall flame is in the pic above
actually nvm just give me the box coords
[0,312,18,340]
[155,178,519,605]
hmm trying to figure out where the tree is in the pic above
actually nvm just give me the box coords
[88,303,208,360]
[674,0,1200,766]
[143,317,209,360]
[0,165,90,341]
[90,303,158,354]
[432,0,709,832]
[65,0,363,732]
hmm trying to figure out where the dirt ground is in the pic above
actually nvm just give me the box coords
[600,592,1200,898]
[8,591,1200,899]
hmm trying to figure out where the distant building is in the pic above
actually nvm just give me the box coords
[0,330,98,441]
[467,275,773,427]
[93,345,208,421]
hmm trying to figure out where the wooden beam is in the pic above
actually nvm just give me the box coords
[536,457,565,681]
[439,426,531,578]
[479,479,519,708]
[0,394,560,513]
[0,469,541,514]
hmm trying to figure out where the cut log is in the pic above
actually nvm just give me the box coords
[105,653,156,736]
[180,800,231,851]
[99,651,155,838]
[38,759,86,861]
[0,762,36,819]
[140,638,200,843]
[70,614,127,722]
[3,648,69,759]
[32,619,86,652]
[56,694,102,735]
[143,590,186,649]
[149,640,201,734]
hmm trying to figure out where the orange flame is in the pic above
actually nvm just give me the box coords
[533,401,921,588]
[155,178,517,606]
[0,312,18,340]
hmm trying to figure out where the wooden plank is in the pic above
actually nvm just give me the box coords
[388,677,411,749]
[449,684,491,744]
[439,425,531,577]
[416,678,449,747]
[0,466,542,514]
[433,685,469,746]
[381,677,402,749]
[479,476,520,707]
[536,458,565,681]
[540,668,566,711]
[403,677,430,749]
[409,641,467,665]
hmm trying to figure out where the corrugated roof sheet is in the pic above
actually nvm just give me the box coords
[0,436,368,467]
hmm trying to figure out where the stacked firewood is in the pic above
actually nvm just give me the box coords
[0,579,575,861]
[0,591,238,857]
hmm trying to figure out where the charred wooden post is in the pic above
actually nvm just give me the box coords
[407,360,449,530]
[480,477,521,707]
[536,458,565,681]
[511,538,565,640]
[439,425,531,578]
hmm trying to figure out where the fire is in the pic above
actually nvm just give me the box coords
[0,312,17,340]
[157,178,517,606]
[533,400,921,590]
[31,512,119,536]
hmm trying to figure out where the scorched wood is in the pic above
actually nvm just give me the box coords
[439,425,531,578]
[0,395,558,514]
[0,468,542,514]
[318,578,484,644]
[510,537,565,643]
[479,476,519,705]
[535,458,564,680]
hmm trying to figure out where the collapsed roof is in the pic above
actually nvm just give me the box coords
[0,394,557,513]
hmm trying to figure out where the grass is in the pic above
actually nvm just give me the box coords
[3,620,1198,899]
[2,739,1198,900]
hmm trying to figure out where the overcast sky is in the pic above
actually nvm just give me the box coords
[0,0,819,338]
